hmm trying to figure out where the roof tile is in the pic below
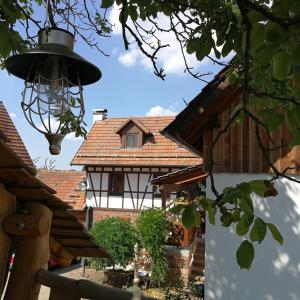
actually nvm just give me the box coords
[72,116,202,166]
[37,170,86,209]
[0,101,35,171]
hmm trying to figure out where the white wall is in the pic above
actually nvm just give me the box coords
[86,172,169,209]
[206,174,300,300]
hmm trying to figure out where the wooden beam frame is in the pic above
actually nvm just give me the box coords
[4,202,52,300]
[36,270,155,300]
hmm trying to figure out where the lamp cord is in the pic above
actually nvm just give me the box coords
[44,0,50,28]
[67,0,70,31]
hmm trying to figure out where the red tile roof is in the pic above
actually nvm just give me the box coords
[37,170,86,209]
[115,118,151,134]
[0,101,35,171]
[72,116,202,167]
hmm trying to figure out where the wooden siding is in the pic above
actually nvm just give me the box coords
[203,91,300,174]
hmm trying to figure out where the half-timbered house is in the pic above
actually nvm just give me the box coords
[161,67,300,299]
[71,109,201,221]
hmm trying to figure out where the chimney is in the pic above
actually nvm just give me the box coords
[93,109,107,123]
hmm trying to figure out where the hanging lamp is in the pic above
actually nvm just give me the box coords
[5,26,101,155]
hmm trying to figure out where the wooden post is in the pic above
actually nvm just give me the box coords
[49,289,80,300]
[0,183,16,297]
[4,202,52,300]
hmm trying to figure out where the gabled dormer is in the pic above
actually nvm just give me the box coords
[115,118,151,149]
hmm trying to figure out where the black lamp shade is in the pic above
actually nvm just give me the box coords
[5,28,102,86]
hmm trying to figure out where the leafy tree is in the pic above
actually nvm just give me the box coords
[1,0,300,269]
[89,217,139,268]
[137,208,169,286]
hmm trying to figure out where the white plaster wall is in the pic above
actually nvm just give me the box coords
[206,174,300,300]
[100,173,109,208]
[87,172,162,209]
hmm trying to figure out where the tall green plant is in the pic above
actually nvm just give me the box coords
[137,208,169,286]
[89,217,139,269]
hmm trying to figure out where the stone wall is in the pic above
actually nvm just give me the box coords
[166,246,191,285]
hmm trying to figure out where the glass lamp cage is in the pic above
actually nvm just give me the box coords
[5,28,101,155]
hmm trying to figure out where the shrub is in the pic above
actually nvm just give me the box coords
[89,217,139,269]
[137,208,169,286]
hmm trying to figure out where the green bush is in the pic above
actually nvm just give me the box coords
[89,217,139,269]
[137,208,169,286]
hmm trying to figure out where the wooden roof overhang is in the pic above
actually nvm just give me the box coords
[151,165,207,186]
[151,165,207,206]
[160,65,300,174]
[160,67,241,155]
[0,138,109,258]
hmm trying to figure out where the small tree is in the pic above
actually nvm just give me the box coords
[89,217,139,269]
[137,208,169,286]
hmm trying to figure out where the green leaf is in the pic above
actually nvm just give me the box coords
[264,111,283,131]
[250,23,265,52]
[265,22,284,45]
[236,214,253,236]
[222,187,240,205]
[255,45,277,66]
[285,108,300,135]
[232,208,241,222]
[239,194,254,215]
[231,5,242,25]
[129,5,138,21]
[101,0,114,9]
[272,51,292,81]
[220,213,233,227]
[222,40,232,57]
[0,22,13,56]
[237,182,252,196]
[186,38,200,54]
[250,218,267,243]
[267,223,284,245]
[182,205,198,229]
[291,45,300,64]
[249,180,266,197]
[194,212,201,227]
[195,35,213,61]
[236,240,255,270]
[207,205,216,225]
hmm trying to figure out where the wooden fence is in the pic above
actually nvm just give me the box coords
[36,270,154,300]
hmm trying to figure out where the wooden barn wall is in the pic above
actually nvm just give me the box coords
[203,94,300,174]
[0,183,16,294]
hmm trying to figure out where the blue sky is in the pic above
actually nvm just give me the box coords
[0,5,221,170]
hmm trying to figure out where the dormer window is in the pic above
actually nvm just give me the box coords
[126,133,138,148]
[116,118,152,150]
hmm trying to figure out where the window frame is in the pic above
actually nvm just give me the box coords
[125,133,138,149]
[108,172,125,196]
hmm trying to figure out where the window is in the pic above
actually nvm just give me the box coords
[125,134,138,148]
[108,173,124,195]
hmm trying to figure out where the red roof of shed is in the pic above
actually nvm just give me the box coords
[0,101,35,172]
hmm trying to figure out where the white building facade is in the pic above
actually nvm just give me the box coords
[72,110,202,220]
[85,165,181,210]
[206,174,300,300]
